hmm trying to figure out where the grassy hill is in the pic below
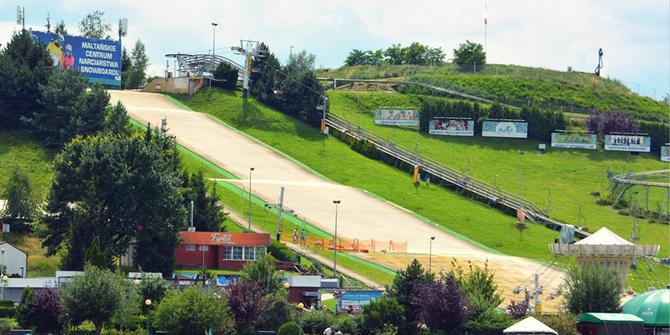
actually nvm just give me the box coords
[0,130,54,200]
[316,64,668,123]
[178,88,669,290]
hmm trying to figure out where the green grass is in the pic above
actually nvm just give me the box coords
[178,88,669,290]
[328,91,670,257]
[316,64,668,123]
[0,130,54,201]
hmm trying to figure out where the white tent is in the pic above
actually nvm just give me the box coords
[574,227,633,246]
[503,316,558,335]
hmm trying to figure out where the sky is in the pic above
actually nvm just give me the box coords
[1,0,668,99]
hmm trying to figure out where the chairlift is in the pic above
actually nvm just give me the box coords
[271,69,284,96]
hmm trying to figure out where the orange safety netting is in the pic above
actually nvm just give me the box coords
[280,232,407,253]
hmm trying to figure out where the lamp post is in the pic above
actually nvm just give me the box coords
[0,275,7,300]
[429,236,436,271]
[211,22,218,56]
[145,299,152,334]
[248,167,255,232]
[332,200,341,274]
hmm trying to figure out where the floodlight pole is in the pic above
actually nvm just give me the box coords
[276,187,285,241]
[332,200,341,274]
[211,23,218,57]
[248,167,255,232]
[429,236,435,271]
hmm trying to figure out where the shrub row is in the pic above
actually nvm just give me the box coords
[268,240,301,263]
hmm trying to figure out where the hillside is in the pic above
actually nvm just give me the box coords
[0,131,54,200]
[316,64,668,123]
[327,91,670,255]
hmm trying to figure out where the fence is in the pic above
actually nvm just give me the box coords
[280,232,407,253]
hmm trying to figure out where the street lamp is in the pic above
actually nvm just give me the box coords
[0,275,8,300]
[211,22,218,56]
[332,200,341,274]
[248,167,255,232]
[133,278,141,286]
[429,236,436,271]
[145,299,152,334]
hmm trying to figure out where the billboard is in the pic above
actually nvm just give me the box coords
[604,135,651,152]
[661,146,669,162]
[336,290,383,314]
[482,120,528,138]
[374,109,419,126]
[551,132,598,149]
[429,118,474,136]
[30,31,121,87]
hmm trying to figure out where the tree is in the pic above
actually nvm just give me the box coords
[256,291,294,332]
[302,310,334,335]
[79,11,111,39]
[111,279,141,330]
[15,287,35,329]
[453,40,486,68]
[213,62,239,90]
[361,296,406,335]
[411,275,470,334]
[278,321,303,335]
[54,20,68,35]
[587,111,637,137]
[345,49,368,66]
[185,170,226,231]
[387,259,434,333]
[42,132,186,273]
[449,260,502,321]
[224,280,267,335]
[537,313,579,335]
[61,265,123,335]
[0,31,53,129]
[85,236,112,269]
[383,44,404,65]
[563,264,622,314]
[240,256,282,295]
[121,47,132,89]
[506,300,529,319]
[153,285,234,335]
[2,168,35,225]
[16,288,62,334]
[103,101,131,136]
[139,276,171,313]
[127,40,149,89]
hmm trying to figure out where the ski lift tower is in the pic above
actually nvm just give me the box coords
[232,40,265,98]
[550,227,659,283]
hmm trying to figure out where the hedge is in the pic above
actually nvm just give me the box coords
[268,240,301,263]
[0,306,15,318]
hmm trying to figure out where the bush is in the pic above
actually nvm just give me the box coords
[0,307,15,318]
[213,62,239,90]
[351,139,381,160]
[152,285,234,335]
[612,198,629,209]
[361,296,405,335]
[0,300,14,308]
[302,310,333,335]
[537,313,579,335]
[268,240,300,263]
[334,315,361,335]
[564,263,622,314]
[278,321,303,335]
[596,198,613,206]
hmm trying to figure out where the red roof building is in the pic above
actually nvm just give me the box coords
[175,231,271,270]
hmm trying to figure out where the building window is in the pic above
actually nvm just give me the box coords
[223,246,232,260]
[232,246,243,260]
[186,244,195,251]
[256,247,266,259]
[199,245,209,252]
[244,247,255,260]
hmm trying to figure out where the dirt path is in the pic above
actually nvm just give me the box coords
[109,90,565,310]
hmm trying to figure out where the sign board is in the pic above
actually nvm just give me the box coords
[604,135,651,152]
[429,118,474,136]
[337,290,383,314]
[661,146,669,162]
[30,31,121,87]
[482,120,528,138]
[374,109,419,126]
[551,132,598,149]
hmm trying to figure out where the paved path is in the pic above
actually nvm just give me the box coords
[109,91,564,307]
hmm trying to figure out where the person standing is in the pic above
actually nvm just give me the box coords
[292,228,298,244]
[300,228,306,247]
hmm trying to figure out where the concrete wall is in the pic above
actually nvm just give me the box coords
[0,243,27,277]
[143,77,205,95]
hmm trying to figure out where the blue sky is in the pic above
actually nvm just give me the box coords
[1,0,668,99]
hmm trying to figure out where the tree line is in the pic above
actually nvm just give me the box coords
[345,42,446,66]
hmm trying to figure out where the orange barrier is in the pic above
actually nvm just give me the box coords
[280,232,407,253]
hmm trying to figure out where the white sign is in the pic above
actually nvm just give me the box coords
[429,119,474,136]
[482,121,528,138]
[374,109,419,126]
[661,146,669,162]
[604,135,651,152]
[210,233,233,244]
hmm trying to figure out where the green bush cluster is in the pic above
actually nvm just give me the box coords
[350,139,381,160]
[268,240,301,263]
[278,321,303,335]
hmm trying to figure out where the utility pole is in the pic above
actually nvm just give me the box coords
[332,200,341,274]
[211,23,218,57]
[276,187,285,241]
[248,167,255,232]
[533,273,542,314]
[232,40,265,98]
[16,6,25,31]
[46,12,51,32]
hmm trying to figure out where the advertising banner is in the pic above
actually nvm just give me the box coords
[337,290,383,314]
[374,109,419,126]
[551,132,598,149]
[661,146,669,162]
[31,31,121,87]
[604,135,651,152]
[482,120,528,138]
[429,118,474,136]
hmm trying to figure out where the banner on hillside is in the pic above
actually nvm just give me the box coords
[661,146,669,162]
[337,290,383,314]
[30,31,121,87]
[429,118,474,136]
[374,108,419,126]
[482,120,528,138]
[604,134,651,152]
[551,132,598,149]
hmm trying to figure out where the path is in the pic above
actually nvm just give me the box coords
[109,90,564,308]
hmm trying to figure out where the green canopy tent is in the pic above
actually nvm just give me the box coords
[622,288,670,335]
[577,313,646,335]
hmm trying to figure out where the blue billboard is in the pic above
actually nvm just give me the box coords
[336,290,383,314]
[31,31,121,87]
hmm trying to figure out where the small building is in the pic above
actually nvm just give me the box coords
[0,241,28,278]
[284,275,322,308]
[503,316,558,335]
[174,231,271,270]
[577,313,646,335]
[622,288,670,335]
